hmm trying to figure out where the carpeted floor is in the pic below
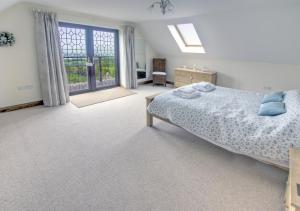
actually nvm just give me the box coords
[0,85,288,211]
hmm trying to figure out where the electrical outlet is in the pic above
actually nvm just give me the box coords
[17,85,34,91]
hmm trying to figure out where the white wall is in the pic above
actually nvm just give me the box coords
[145,43,157,81]
[0,2,157,108]
[137,3,300,92]
[165,56,300,92]
[0,3,40,108]
[135,28,158,82]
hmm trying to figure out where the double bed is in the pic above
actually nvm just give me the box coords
[146,86,300,168]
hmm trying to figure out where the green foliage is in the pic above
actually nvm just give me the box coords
[64,56,116,84]
[0,32,15,47]
[94,56,116,80]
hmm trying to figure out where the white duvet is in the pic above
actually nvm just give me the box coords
[148,86,300,168]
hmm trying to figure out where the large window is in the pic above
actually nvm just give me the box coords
[168,23,205,54]
[59,23,120,94]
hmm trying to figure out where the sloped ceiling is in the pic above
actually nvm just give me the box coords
[1,0,299,64]
[0,0,297,22]
[138,2,300,64]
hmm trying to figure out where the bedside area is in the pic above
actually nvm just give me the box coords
[174,67,217,88]
[286,148,300,211]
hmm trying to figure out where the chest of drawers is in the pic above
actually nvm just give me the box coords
[174,68,217,88]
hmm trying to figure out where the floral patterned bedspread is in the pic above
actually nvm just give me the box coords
[148,86,300,167]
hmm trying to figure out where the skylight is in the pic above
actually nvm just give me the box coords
[177,24,202,46]
[168,23,206,54]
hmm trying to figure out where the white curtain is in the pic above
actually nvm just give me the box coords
[34,11,69,107]
[124,25,137,89]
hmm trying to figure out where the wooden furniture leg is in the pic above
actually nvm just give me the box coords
[147,111,153,127]
[146,94,158,127]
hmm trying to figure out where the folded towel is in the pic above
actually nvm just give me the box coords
[173,90,201,99]
[192,82,216,92]
[176,86,197,94]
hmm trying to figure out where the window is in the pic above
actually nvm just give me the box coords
[168,23,206,54]
[59,22,120,94]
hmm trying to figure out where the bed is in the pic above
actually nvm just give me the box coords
[146,86,300,169]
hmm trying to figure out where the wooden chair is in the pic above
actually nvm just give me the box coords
[152,58,167,86]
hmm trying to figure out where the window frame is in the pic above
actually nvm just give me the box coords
[175,24,202,47]
[168,23,206,54]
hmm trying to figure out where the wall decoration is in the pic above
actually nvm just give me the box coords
[0,32,15,47]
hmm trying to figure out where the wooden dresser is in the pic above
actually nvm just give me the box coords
[286,148,300,211]
[174,68,217,88]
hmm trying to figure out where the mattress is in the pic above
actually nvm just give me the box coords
[148,86,300,167]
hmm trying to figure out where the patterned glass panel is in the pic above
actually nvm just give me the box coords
[59,26,88,93]
[93,31,116,88]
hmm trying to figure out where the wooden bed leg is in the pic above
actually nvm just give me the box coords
[147,112,153,127]
[146,94,158,127]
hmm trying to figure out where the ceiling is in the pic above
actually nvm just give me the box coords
[1,0,299,64]
[0,0,297,22]
[138,3,300,64]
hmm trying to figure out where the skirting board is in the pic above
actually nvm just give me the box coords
[0,101,43,113]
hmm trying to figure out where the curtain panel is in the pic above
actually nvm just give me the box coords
[34,11,69,106]
[124,25,137,89]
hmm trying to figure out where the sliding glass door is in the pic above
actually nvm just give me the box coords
[59,23,120,94]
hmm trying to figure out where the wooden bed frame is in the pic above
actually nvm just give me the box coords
[146,93,299,210]
[146,94,289,171]
[146,94,168,127]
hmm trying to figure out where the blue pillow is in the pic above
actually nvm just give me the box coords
[261,92,284,104]
[258,102,286,116]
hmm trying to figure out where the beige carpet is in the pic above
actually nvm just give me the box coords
[70,87,136,108]
[0,85,288,211]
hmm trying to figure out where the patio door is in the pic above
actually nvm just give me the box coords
[59,23,120,94]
